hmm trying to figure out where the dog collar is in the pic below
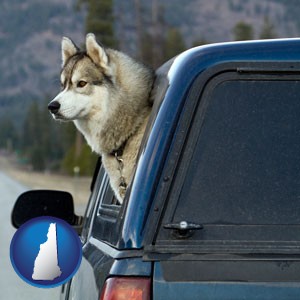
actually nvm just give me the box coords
[110,140,127,157]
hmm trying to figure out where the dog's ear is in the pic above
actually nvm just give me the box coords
[61,37,78,66]
[86,33,109,70]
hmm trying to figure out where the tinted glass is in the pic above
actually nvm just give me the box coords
[175,80,300,226]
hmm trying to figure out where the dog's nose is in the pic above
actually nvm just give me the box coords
[48,101,61,114]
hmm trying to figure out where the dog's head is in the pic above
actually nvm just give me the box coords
[48,33,113,121]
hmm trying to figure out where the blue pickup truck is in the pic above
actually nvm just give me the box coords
[12,39,300,299]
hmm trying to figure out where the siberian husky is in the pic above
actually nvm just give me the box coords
[48,33,154,203]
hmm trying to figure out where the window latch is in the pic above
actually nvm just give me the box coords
[163,221,203,239]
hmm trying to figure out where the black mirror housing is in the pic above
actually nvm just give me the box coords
[11,190,79,229]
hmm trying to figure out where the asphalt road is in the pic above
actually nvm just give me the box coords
[0,171,60,299]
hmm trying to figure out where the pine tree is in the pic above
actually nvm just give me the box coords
[61,143,98,176]
[21,101,45,170]
[233,21,254,41]
[151,0,166,68]
[21,102,40,151]
[0,118,18,151]
[192,38,208,47]
[259,16,277,39]
[78,0,117,48]
[164,28,186,61]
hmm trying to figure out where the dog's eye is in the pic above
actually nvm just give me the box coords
[77,81,87,88]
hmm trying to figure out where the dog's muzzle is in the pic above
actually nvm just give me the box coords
[48,101,61,114]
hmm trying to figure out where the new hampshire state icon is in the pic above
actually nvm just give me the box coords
[10,216,82,288]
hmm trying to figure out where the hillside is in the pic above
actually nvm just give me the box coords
[1,0,300,127]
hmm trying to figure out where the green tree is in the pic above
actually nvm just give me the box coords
[192,37,209,47]
[138,2,167,68]
[78,0,117,48]
[233,21,254,41]
[0,118,18,151]
[21,101,45,170]
[61,142,98,176]
[21,102,40,149]
[140,32,155,66]
[164,28,186,61]
[30,145,45,171]
[259,16,277,39]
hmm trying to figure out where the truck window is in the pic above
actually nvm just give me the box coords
[158,73,300,250]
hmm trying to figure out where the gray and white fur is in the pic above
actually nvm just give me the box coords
[48,33,154,203]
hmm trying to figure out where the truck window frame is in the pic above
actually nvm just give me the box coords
[85,64,172,248]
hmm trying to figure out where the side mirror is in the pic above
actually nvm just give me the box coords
[11,190,82,233]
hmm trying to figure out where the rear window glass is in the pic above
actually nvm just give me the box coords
[175,79,300,226]
[157,75,300,248]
